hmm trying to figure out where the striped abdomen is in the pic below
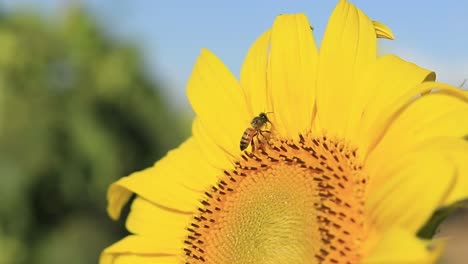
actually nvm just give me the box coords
[240,127,258,151]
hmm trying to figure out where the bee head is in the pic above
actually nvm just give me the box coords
[250,112,273,129]
[258,112,273,126]
[260,112,273,122]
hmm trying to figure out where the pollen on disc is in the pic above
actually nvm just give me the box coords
[183,135,367,264]
[204,164,320,263]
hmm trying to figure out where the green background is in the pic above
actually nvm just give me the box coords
[0,7,188,264]
[0,4,465,264]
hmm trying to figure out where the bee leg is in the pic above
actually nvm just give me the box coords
[258,130,271,138]
[256,130,271,151]
[258,130,271,142]
[251,139,256,152]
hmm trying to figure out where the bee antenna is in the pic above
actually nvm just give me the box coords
[264,111,274,125]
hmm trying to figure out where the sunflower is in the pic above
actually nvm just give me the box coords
[100,0,468,263]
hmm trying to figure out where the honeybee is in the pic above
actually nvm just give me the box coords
[240,112,272,151]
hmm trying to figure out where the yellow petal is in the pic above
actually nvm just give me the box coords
[192,117,234,170]
[267,13,318,138]
[438,142,468,206]
[367,151,456,233]
[372,20,394,40]
[107,184,133,220]
[187,48,249,157]
[368,91,468,174]
[414,138,468,206]
[113,255,177,264]
[316,0,378,140]
[359,55,434,154]
[363,228,442,263]
[366,82,468,155]
[100,235,178,264]
[240,30,271,117]
[107,137,218,219]
[125,197,189,249]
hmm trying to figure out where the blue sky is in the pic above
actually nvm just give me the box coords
[3,0,468,110]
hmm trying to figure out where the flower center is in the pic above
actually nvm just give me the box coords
[183,134,368,264]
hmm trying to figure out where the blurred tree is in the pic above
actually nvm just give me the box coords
[0,6,186,264]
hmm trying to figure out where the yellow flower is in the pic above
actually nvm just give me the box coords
[100,1,468,263]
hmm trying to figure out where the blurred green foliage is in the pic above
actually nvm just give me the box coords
[418,200,468,240]
[0,7,186,264]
